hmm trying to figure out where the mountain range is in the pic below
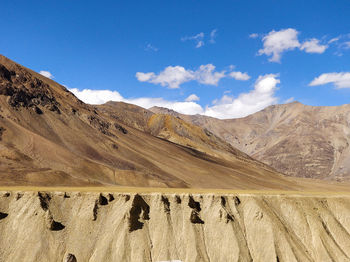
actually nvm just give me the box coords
[0,54,348,191]
[151,102,350,182]
[0,54,318,190]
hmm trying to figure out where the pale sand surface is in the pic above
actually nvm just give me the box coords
[1,190,350,261]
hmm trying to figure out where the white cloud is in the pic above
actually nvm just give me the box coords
[135,72,155,82]
[196,40,204,48]
[69,88,203,115]
[229,71,250,81]
[204,74,279,119]
[185,94,200,102]
[69,88,124,104]
[182,29,218,47]
[300,38,328,53]
[249,33,259,39]
[181,32,205,48]
[39,70,54,79]
[334,40,350,56]
[136,66,194,89]
[309,72,350,88]
[194,64,226,85]
[284,97,295,103]
[328,34,350,46]
[328,37,340,44]
[145,43,158,52]
[258,28,300,62]
[209,29,217,43]
[324,34,350,56]
[126,97,204,115]
[136,64,227,88]
[344,42,350,49]
[258,28,328,62]
[181,32,204,41]
[71,74,279,119]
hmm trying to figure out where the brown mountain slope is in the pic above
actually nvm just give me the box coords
[151,102,350,181]
[97,101,262,165]
[0,54,332,190]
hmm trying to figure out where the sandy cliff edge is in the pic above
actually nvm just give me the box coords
[0,189,350,261]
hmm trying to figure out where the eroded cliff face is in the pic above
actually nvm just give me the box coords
[0,190,350,262]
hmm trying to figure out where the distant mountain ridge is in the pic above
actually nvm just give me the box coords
[151,102,350,181]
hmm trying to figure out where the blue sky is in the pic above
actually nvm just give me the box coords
[1,0,350,118]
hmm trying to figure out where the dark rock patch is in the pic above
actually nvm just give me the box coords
[161,196,170,214]
[234,196,241,206]
[190,210,204,224]
[125,195,130,202]
[91,193,115,220]
[34,106,43,115]
[16,193,23,200]
[98,194,108,206]
[226,214,234,223]
[88,115,114,137]
[38,192,51,211]
[129,194,150,232]
[0,64,13,81]
[3,192,10,197]
[0,212,8,220]
[114,123,128,134]
[0,127,5,141]
[49,220,65,231]
[204,128,213,137]
[188,196,201,212]
[64,192,70,199]
[221,196,226,207]
[65,253,77,262]
[0,70,62,114]
[188,196,204,224]
[175,195,182,204]
[48,104,60,114]
[92,200,99,221]
[108,193,115,202]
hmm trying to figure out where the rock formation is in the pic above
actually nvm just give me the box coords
[0,190,350,261]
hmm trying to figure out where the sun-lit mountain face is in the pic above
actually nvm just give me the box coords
[151,102,350,182]
[2,54,337,190]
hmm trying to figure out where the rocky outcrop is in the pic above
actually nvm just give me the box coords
[0,127,5,141]
[0,63,61,114]
[0,190,350,261]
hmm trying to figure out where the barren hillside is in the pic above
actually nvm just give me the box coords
[98,101,258,164]
[151,102,350,181]
[0,54,314,190]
